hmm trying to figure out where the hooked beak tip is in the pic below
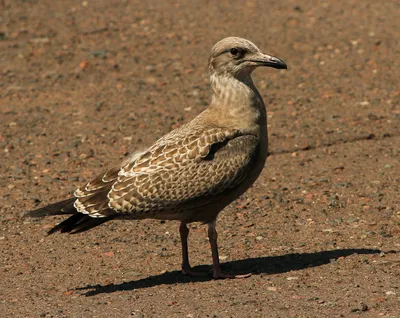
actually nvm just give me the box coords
[263,56,287,70]
[248,54,287,70]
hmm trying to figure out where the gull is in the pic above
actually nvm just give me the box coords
[28,37,287,279]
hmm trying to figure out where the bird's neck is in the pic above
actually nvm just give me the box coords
[202,72,267,136]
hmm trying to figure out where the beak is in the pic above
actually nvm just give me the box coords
[248,53,287,70]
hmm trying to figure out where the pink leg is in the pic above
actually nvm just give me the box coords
[208,220,252,279]
[179,222,207,277]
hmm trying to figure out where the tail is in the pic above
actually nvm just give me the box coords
[26,198,115,235]
[47,213,115,235]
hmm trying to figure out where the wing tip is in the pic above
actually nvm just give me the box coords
[47,213,115,235]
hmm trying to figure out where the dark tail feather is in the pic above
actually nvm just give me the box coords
[26,198,76,218]
[26,197,115,235]
[47,213,115,235]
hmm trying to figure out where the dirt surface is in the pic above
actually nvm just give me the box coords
[0,0,399,317]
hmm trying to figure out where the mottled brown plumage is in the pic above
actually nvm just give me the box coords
[28,37,287,279]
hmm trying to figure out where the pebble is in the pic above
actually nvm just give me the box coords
[29,37,50,44]
[145,65,156,72]
[79,60,89,70]
[104,251,115,257]
[350,302,369,312]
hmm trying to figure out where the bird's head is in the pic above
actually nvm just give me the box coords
[208,37,287,78]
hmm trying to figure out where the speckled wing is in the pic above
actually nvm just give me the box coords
[72,151,144,218]
[106,127,260,217]
[73,166,120,217]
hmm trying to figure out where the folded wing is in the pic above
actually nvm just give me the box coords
[106,127,260,217]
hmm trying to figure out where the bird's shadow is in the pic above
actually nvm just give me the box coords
[76,248,392,296]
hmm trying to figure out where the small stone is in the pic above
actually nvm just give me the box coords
[127,271,142,277]
[29,37,50,44]
[360,302,368,311]
[104,251,114,257]
[145,65,156,72]
[347,217,358,224]
[363,205,370,212]
[79,60,89,70]
[351,302,368,312]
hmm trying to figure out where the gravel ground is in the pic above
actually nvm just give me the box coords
[0,0,399,317]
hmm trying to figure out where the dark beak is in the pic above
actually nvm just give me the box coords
[248,53,287,70]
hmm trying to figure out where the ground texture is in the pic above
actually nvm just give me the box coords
[0,0,399,317]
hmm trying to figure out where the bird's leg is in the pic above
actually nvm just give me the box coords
[208,220,252,279]
[179,222,207,277]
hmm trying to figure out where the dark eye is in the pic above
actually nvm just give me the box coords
[230,48,242,56]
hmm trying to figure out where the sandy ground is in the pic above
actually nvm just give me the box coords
[0,0,399,317]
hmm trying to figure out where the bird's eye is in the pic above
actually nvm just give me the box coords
[230,48,242,56]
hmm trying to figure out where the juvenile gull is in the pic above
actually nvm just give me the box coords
[28,37,287,279]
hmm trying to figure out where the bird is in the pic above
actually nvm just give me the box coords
[27,37,287,279]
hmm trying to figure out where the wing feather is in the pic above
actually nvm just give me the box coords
[71,125,259,219]
[107,127,259,216]
[73,166,120,217]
